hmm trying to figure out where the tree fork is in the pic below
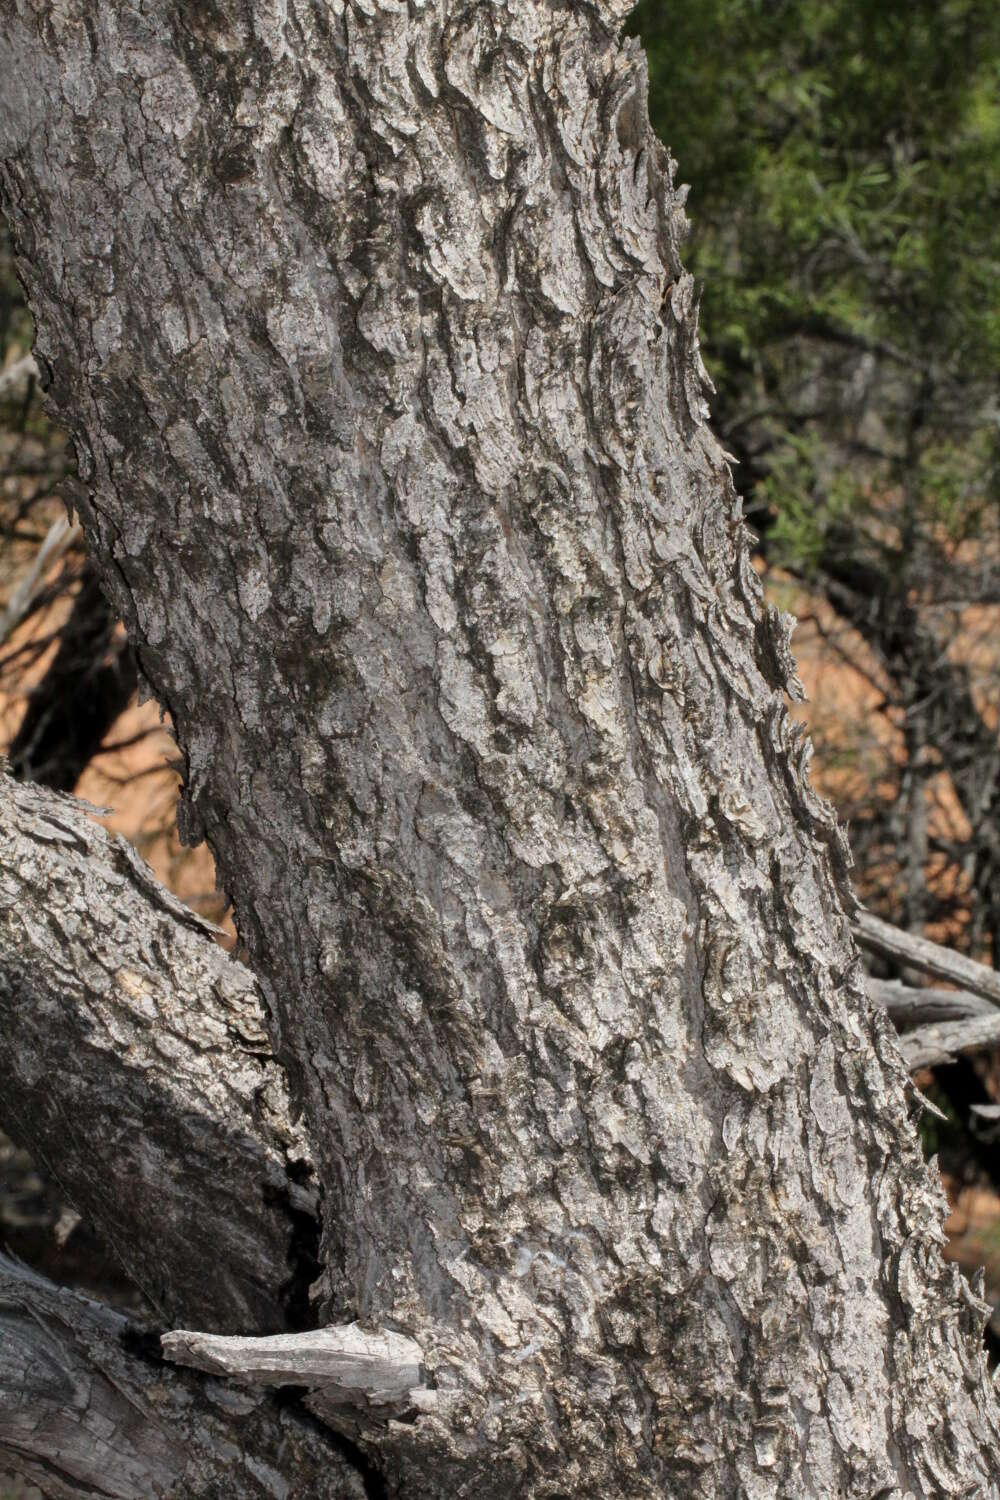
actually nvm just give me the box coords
[0,1253,365,1499]
[2,1,999,1495]
[0,770,317,1335]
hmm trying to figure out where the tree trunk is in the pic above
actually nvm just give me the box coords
[2,2,999,1496]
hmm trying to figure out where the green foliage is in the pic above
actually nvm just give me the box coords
[629,0,1000,573]
[761,441,864,571]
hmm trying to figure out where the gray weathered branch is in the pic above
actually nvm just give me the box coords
[854,909,1000,1007]
[898,1013,1000,1072]
[870,978,995,1028]
[0,1253,363,1499]
[869,975,1000,1067]
[0,513,81,648]
[162,1323,439,1437]
[858,916,1000,1069]
[0,771,315,1333]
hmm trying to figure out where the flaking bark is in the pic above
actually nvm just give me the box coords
[2,1,1000,1496]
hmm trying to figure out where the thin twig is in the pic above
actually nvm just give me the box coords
[0,513,82,648]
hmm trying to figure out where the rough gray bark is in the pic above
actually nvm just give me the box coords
[0,1253,364,1499]
[2,2,1000,1497]
[0,769,316,1334]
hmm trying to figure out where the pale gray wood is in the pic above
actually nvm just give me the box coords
[0,771,316,1334]
[0,1253,364,1499]
[900,1014,1000,1072]
[870,977,995,1028]
[855,909,1000,1008]
[0,514,80,648]
[163,1323,436,1436]
[867,977,1000,1069]
[163,1324,424,1397]
[3,1,1000,1496]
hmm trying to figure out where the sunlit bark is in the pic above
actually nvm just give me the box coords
[2,1,999,1495]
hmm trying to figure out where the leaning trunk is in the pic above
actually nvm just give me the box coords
[2,2,999,1496]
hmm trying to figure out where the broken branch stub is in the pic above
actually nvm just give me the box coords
[161,1323,437,1428]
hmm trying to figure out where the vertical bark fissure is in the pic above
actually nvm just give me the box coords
[2,2,999,1495]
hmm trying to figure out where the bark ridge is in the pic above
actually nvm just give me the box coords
[2,0,1000,1495]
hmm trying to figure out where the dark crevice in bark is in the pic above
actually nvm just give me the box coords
[274,1387,389,1500]
[0,1251,367,1498]
[120,1319,171,1366]
[273,1161,323,1333]
[984,1321,1000,1369]
[0,1123,147,1317]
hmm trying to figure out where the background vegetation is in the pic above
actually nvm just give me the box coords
[631,0,1000,955]
[1,4,999,1486]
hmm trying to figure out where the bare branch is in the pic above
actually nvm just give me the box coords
[870,978,994,1028]
[853,909,1000,1008]
[161,1324,439,1433]
[0,512,81,648]
[0,771,315,1333]
[0,1254,363,1499]
[898,1014,1000,1072]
